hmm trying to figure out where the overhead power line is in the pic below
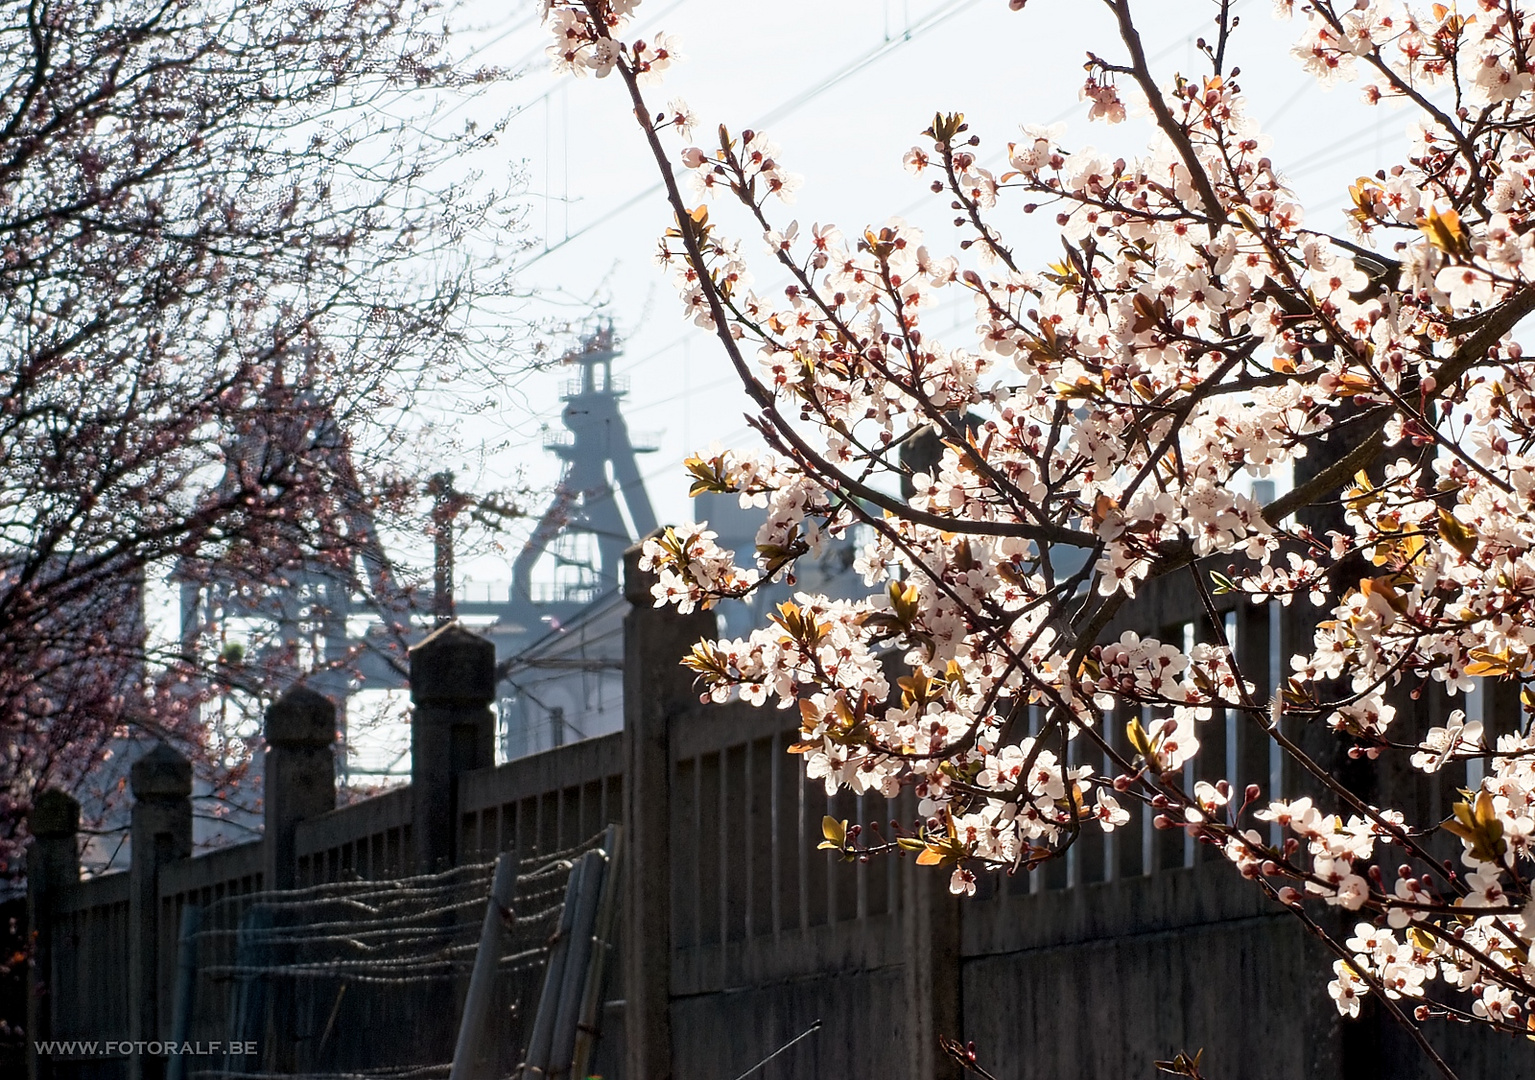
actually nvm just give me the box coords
[605,0,1263,389]
[511,0,985,274]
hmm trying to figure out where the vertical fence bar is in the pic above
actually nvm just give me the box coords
[1269,601,1285,844]
[824,790,838,922]
[748,736,774,938]
[718,749,730,954]
[744,738,755,940]
[694,753,705,949]
[855,792,868,919]
[1234,601,1272,815]
[770,730,783,938]
[1102,719,1116,884]
[1194,615,1224,865]
[799,757,810,931]
[670,756,697,951]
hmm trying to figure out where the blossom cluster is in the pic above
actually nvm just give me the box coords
[549,0,1535,1042]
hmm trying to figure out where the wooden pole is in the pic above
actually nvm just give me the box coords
[569,825,623,1080]
[548,850,606,1077]
[448,854,519,1080]
[523,858,588,1077]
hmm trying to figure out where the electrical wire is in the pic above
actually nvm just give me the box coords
[510,0,985,273]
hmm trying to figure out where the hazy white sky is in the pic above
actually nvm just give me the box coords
[445,0,1417,592]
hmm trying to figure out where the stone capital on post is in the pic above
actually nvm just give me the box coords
[27,789,80,1080]
[622,531,718,1080]
[31,788,81,843]
[264,686,337,891]
[128,744,193,1080]
[410,622,495,874]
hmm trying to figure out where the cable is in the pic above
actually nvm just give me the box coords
[729,1020,823,1080]
[433,0,698,134]
[606,0,1263,393]
[753,0,984,130]
[511,0,984,274]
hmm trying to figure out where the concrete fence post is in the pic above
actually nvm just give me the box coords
[129,745,193,1080]
[901,828,963,1080]
[410,622,495,873]
[26,789,80,1080]
[260,686,339,1075]
[264,686,338,891]
[621,536,717,1080]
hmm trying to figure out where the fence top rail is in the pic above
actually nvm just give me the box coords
[458,730,622,815]
[158,838,264,902]
[295,784,412,859]
[671,699,794,760]
[56,866,131,915]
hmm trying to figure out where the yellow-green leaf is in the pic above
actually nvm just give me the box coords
[1442,791,1506,864]
[1419,205,1470,258]
[1437,508,1479,558]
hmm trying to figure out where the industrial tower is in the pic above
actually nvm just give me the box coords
[176,326,660,776]
[504,324,657,613]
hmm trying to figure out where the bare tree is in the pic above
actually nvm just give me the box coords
[0,0,527,869]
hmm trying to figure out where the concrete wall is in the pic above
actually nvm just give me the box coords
[30,587,1535,1080]
[672,966,910,1080]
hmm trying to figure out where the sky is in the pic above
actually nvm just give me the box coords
[434,0,1423,596]
[113,0,1443,790]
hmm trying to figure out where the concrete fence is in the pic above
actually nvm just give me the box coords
[24,545,1531,1080]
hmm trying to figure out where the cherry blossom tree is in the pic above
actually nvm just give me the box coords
[0,0,526,871]
[545,0,1535,1073]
